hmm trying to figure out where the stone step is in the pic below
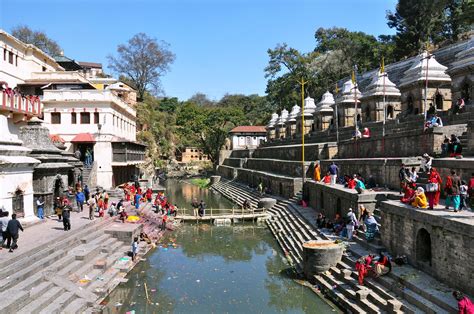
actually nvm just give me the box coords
[0,250,66,290]
[38,291,76,314]
[17,285,63,314]
[72,233,111,261]
[314,274,367,313]
[0,289,30,313]
[321,271,381,314]
[62,298,88,314]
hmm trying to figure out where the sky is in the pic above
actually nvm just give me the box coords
[1,0,397,101]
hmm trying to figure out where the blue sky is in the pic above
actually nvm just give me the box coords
[1,0,397,101]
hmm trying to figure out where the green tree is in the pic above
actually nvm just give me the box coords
[11,25,62,56]
[176,102,244,166]
[387,0,473,58]
[108,33,175,101]
[188,92,215,106]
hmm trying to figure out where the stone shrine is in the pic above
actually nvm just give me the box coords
[314,91,335,131]
[285,105,300,138]
[360,71,401,122]
[334,79,362,127]
[19,118,77,216]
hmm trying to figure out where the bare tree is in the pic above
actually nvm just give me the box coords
[11,25,62,57]
[108,33,175,101]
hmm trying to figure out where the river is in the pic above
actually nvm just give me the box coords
[103,179,336,313]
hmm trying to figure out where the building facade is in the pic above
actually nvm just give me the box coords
[229,126,267,150]
[179,147,210,163]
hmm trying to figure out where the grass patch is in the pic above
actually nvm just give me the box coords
[190,178,211,188]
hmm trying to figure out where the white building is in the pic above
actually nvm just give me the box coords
[229,126,267,150]
[0,29,63,221]
[37,71,145,189]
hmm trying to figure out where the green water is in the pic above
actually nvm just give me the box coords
[103,179,336,314]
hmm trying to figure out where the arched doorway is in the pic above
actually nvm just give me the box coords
[387,105,394,119]
[461,81,471,103]
[365,107,371,122]
[416,228,432,265]
[435,93,443,110]
[12,188,24,218]
[407,95,414,115]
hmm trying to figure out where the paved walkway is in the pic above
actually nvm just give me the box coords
[0,202,127,264]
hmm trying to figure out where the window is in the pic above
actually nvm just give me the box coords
[42,66,47,72]
[51,112,61,124]
[80,112,90,124]
[8,51,14,64]
[3,49,6,61]
[71,113,77,124]
[15,55,18,66]
[94,112,99,124]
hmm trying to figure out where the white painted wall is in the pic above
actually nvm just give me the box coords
[231,134,266,150]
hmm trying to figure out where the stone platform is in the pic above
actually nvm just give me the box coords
[380,200,474,295]
[105,222,143,242]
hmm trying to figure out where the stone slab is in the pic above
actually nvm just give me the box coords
[104,223,143,243]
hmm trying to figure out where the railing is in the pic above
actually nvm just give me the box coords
[176,206,267,220]
[1,90,41,116]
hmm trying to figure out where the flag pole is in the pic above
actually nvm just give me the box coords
[298,78,307,183]
[423,51,431,121]
[381,57,386,138]
[335,83,339,144]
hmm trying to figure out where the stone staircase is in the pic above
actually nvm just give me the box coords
[0,215,147,314]
[211,179,459,314]
[82,164,93,187]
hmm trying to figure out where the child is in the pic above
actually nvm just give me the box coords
[131,237,139,261]
[460,180,468,211]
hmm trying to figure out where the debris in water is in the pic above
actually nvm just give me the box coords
[196,279,200,283]
[115,302,123,307]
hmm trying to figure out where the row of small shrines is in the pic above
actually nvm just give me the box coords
[267,47,473,139]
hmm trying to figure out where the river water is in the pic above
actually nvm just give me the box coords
[103,179,336,314]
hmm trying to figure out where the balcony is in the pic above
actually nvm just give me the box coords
[1,90,41,116]
[42,89,135,117]
[112,141,146,164]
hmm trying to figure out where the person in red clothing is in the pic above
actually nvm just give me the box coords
[161,214,168,231]
[426,168,443,209]
[146,188,153,203]
[453,291,474,314]
[400,182,416,204]
[321,171,331,184]
[469,173,474,208]
[362,127,371,138]
[346,175,356,189]
[355,255,374,285]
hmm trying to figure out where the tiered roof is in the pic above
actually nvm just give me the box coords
[399,51,451,87]
[361,71,401,98]
[316,91,335,113]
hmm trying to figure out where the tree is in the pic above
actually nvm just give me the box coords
[387,0,473,58]
[11,25,62,56]
[176,102,245,166]
[188,93,215,106]
[108,33,175,101]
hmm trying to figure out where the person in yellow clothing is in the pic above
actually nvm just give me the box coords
[313,161,321,182]
[411,187,428,208]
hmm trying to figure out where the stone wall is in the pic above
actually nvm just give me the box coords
[230,149,253,158]
[252,143,337,161]
[236,168,302,198]
[380,200,474,295]
[336,124,467,159]
[223,157,245,168]
[245,158,311,178]
[217,165,237,180]
[320,158,420,190]
[432,158,474,184]
[304,181,389,218]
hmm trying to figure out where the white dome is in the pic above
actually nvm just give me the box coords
[315,91,335,113]
[361,71,401,98]
[277,109,289,125]
[336,79,361,104]
[400,51,451,87]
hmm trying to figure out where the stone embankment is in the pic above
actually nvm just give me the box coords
[0,204,152,314]
[212,179,460,314]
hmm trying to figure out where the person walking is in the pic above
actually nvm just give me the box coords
[445,170,461,212]
[54,197,63,221]
[328,162,339,185]
[426,168,442,210]
[459,180,469,211]
[161,214,168,231]
[345,208,357,241]
[75,189,85,212]
[62,205,71,231]
[131,237,139,262]
[87,195,97,220]
[6,213,23,252]
[0,211,10,249]
[36,196,45,219]
[84,185,90,202]
[452,291,474,314]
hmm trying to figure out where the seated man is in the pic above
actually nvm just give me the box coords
[425,113,443,128]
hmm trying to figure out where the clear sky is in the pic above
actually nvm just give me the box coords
[1,0,397,101]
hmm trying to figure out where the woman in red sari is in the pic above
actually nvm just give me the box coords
[400,182,416,204]
[427,168,443,209]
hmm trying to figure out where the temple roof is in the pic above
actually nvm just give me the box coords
[300,96,317,116]
[266,113,279,129]
[336,80,361,104]
[361,71,401,99]
[315,91,334,113]
[277,109,289,125]
[399,51,451,87]
[230,126,267,134]
[449,36,474,73]
[287,105,300,122]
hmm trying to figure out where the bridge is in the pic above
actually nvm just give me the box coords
[175,207,270,223]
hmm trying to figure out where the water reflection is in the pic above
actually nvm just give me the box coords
[104,225,335,314]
